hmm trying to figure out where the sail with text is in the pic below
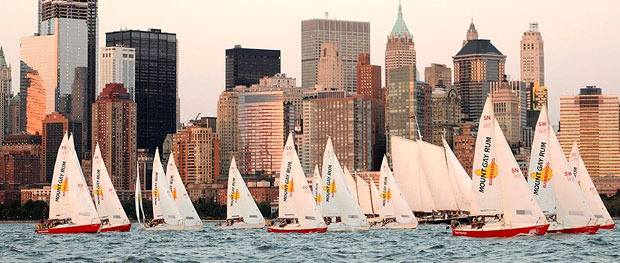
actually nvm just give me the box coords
[92,143,130,232]
[166,153,202,230]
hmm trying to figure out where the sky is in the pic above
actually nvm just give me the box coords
[1,0,619,124]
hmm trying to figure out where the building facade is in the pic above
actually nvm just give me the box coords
[520,22,544,86]
[431,86,461,147]
[41,112,81,183]
[558,86,620,177]
[237,90,284,176]
[217,91,239,176]
[173,126,219,185]
[225,45,281,91]
[316,43,344,91]
[301,17,370,93]
[106,29,178,153]
[386,65,423,152]
[99,46,135,99]
[0,134,42,193]
[490,80,527,146]
[453,122,476,176]
[302,94,372,174]
[385,1,415,89]
[453,36,506,122]
[92,84,137,190]
[357,53,385,170]
[424,63,451,88]
[0,47,11,141]
[8,95,20,135]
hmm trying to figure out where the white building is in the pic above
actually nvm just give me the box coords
[99,46,135,99]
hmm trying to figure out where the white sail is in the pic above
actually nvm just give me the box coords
[369,178,381,216]
[135,162,145,224]
[226,157,265,225]
[356,176,373,215]
[378,156,417,224]
[549,130,596,229]
[166,153,202,229]
[418,140,459,211]
[527,105,556,215]
[343,166,358,203]
[278,133,325,228]
[312,165,323,211]
[569,142,613,226]
[49,134,71,220]
[92,143,129,227]
[151,148,182,226]
[494,120,547,228]
[66,134,100,226]
[320,138,367,227]
[470,97,502,216]
[442,137,472,211]
[390,135,435,212]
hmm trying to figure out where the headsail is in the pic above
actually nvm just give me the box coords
[92,143,129,227]
[443,137,472,211]
[356,176,373,215]
[226,157,265,225]
[378,156,417,225]
[166,153,202,228]
[151,148,182,226]
[48,134,71,220]
[135,161,145,224]
[390,135,435,213]
[312,165,323,211]
[67,134,100,226]
[418,140,458,211]
[343,166,358,203]
[527,105,555,215]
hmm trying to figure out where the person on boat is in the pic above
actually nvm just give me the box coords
[101,218,110,226]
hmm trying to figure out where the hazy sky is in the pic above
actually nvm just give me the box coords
[1,0,619,124]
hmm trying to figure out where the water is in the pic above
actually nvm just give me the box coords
[1,222,618,262]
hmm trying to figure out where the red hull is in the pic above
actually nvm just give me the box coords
[100,224,132,232]
[452,224,549,238]
[548,225,600,234]
[267,227,327,233]
[36,223,101,234]
[599,223,615,230]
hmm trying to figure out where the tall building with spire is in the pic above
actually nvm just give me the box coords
[463,20,479,46]
[385,0,415,88]
[453,22,506,122]
[0,47,11,141]
[520,22,544,86]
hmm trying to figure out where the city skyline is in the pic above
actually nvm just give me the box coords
[0,0,619,124]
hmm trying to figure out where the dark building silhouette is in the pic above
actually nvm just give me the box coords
[106,29,178,153]
[225,45,280,91]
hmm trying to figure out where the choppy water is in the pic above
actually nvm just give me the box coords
[1,221,619,262]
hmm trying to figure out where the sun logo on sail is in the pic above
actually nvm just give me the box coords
[281,179,294,197]
[530,163,553,182]
[229,190,240,201]
[172,187,178,200]
[153,189,160,200]
[93,187,104,200]
[53,179,69,196]
[323,180,336,197]
[315,193,322,203]
[475,160,499,179]
[380,188,392,202]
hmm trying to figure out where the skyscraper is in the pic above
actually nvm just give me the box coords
[316,43,344,91]
[225,45,281,91]
[92,83,137,190]
[490,79,527,146]
[237,90,284,176]
[173,125,219,184]
[453,26,506,122]
[558,86,620,177]
[357,53,384,169]
[41,112,82,183]
[217,91,239,176]
[99,46,135,99]
[302,93,373,174]
[0,47,11,141]
[8,95,20,135]
[385,1,415,88]
[301,16,370,93]
[424,63,452,88]
[386,65,424,152]
[431,86,461,147]
[520,22,544,86]
[106,29,178,153]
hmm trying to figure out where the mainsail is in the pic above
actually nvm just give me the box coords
[527,105,556,215]
[378,156,417,225]
[443,137,472,211]
[418,140,459,211]
[390,136,435,213]
[356,175,374,215]
[343,166,358,203]
[92,143,129,227]
[66,134,100,226]
[312,165,323,211]
[151,148,182,226]
[226,157,265,225]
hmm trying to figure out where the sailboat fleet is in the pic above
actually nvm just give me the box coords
[35,97,615,236]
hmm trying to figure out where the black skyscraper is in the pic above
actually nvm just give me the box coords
[225,45,281,91]
[106,29,178,153]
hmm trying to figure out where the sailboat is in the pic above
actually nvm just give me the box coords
[528,106,599,234]
[135,162,146,227]
[319,138,369,231]
[569,142,615,229]
[390,136,436,215]
[220,157,265,229]
[452,97,548,237]
[442,137,472,213]
[145,148,184,231]
[92,143,131,232]
[166,153,202,230]
[375,156,418,229]
[36,134,101,234]
[356,175,380,223]
[268,133,327,233]
[312,165,323,212]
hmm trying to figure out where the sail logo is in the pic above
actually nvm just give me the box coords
[229,177,237,206]
[93,170,103,204]
[172,188,178,200]
[281,162,293,201]
[323,180,336,200]
[381,178,391,206]
[229,190,240,202]
[53,161,68,202]
[531,142,552,195]
[315,193,322,203]
[475,137,496,193]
